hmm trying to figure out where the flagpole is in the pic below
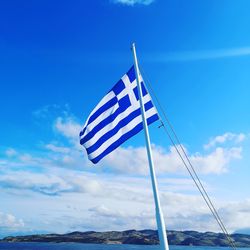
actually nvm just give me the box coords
[131,43,169,250]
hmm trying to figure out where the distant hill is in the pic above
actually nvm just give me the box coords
[2,230,250,247]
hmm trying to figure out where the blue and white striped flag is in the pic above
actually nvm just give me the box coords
[79,66,159,164]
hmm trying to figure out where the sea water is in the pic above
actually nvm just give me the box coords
[0,243,249,250]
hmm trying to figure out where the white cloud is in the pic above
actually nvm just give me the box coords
[111,0,154,6]
[100,144,183,174]
[190,147,242,174]
[85,195,250,233]
[45,143,70,154]
[54,117,82,149]
[89,205,156,229]
[1,162,249,234]
[1,109,248,235]
[218,199,250,231]
[5,148,17,157]
[55,117,82,140]
[101,144,242,175]
[0,169,103,196]
[3,131,241,177]
[204,132,246,149]
[32,104,70,119]
[52,116,244,175]
[0,171,72,196]
[149,47,250,63]
[0,212,24,229]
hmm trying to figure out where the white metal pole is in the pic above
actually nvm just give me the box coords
[131,42,169,250]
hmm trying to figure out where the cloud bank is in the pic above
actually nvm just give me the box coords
[149,47,250,63]
[102,144,242,175]
[0,212,24,237]
[204,132,246,149]
[0,109,248,236]
[111,0,154,6]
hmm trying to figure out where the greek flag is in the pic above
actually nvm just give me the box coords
[79,66,159,164]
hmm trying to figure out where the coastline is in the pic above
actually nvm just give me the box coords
[1,230,250,248]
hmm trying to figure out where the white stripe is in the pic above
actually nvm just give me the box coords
[81,101,119,139]
[83,94,152,149]
[88,107,157,160]
[81,75,135,139]
[81,91,116,131]
[82,77,147,142]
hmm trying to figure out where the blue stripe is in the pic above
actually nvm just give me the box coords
[80,95,132,145]
[79,97,117,138]
[90,113,159,164]
[111,79,125,96]
[86,100,155,154]
[80,99,153,145]
[144,100,153,110]
[127,66,136,83]
[141,82,148,96]
[81,79,126,138]
[79,129,84,137]
[87,96,118,126]
[133,82,148,101]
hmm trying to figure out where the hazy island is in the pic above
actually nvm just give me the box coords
[1,230,250,247]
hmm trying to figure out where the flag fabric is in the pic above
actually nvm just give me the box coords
[79,66,159,164]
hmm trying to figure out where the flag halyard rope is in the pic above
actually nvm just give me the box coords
[140,66,237,250]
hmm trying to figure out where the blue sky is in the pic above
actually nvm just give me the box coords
[0,0,250,237]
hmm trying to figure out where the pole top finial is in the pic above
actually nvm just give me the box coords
[131,42,136,50]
